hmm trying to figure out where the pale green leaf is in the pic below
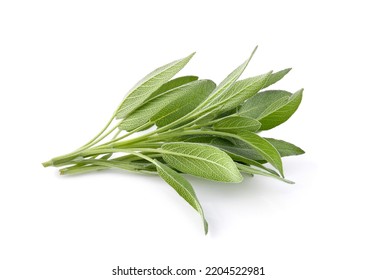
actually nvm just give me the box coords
[148,76,199,100]
[213,115,261,133]
[225,131,284,176]
[204,46,258,107]
[116,53,195,119]
[237,163,294,184]
[262,68,291,89]
[119,80,214,131]
[239,90,291,118]
[192,137,279,175]
[180,131,283,176]
[264,138,305,157]
[257,96,290,119]
[155,160,208,234]
[258,89,303,130]
[216,72,272,113]
[153,80,216,127]
[161,142,243,182]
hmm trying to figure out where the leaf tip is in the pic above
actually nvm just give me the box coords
[248,45,258,61]
[204,220,209,235]
[187,52,196,59]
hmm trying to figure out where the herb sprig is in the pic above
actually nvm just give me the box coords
[43,47,304,234]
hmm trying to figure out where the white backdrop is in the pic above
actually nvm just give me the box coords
[1,1,375,279]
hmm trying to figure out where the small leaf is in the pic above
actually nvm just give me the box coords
[237,163,294,184]
[227,131,284,176]
[264,138,305,157]
[120,80,214,131]
[211,138,265,161]
[213,116,261,133]
[239,90,291,118]
[204,46,258,107]
[262,68,291,89]
[257,96,290,119]
[155,160,208,234]
[258,89,303,130]
[153,80,216,127]
[148,76,199,100]
[161,142,243,182]
[116,53,195,119]
[216,72,272,113]
[208,138,279,175]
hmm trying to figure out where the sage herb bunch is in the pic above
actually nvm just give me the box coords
[43,47,304,234]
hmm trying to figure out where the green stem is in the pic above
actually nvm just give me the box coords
[76,113,116,150]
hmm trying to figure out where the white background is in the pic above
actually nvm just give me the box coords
[1,0,375,279]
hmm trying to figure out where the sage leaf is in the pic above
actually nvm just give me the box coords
[153,80,216,127]
[216,72,272,113]
[262,68,291,89]
[239,90,291,118]
[228,131,284,176]
[182,131,283,176]
[148,76,199,100]
[116,53,195,119]
[258,89,303,130]
[208,138,279,175]
[204,46,258,107]
[213,116,261,133]
[237,163,294,184]
[161,142,243,182]
[120,80,214,131]
[155,160,208,234]
[264,138,305,157]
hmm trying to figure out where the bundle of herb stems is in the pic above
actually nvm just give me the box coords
[43,46,304,234]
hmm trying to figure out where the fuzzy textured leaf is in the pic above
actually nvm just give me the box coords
[153,80,216,127]
[116,53,195,119]
[237,163,294,184]
[258,89,303,130]
[229,131,284,176]
[262,68,291,89]
[120,80,214,131]
[264,138,305,157]
[204,47,257,107]
[148,76,198,100]
[216,72,272,113]
[155,160,208,234]
[161,142,243,182]
[239,90,291,118]
[213,116,261,133]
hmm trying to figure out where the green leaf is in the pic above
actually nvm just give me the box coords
[213,115,261,133]
[116,53,195,119]
[216,72,272,113]
[161,142,243,182]
[148,76,199,100]
[180,135,276,173]
[236,163,294,184]
[119,80,214,131]
[264,138,305,157]
[153,80,216,127]
[204,46,258,107]
[257,96,290,119]
[155,160,208,234]
[235,131,283,176]
[262,68,291,89]
[208,138,279,175]
[258,89,303,130]
[239,90,291,118]
[211,138,265,162]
